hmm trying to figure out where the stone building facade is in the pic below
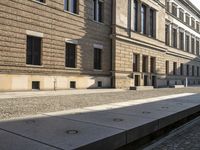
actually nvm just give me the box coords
[112,0,200,89]
[0,0,200,91]
[0,0,112,91]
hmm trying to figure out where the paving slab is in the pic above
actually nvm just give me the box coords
[0,115,126,150]
[45,110,158,143]
[0,130,59,150]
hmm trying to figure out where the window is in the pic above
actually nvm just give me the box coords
[149,9,155,37]
[133,53,139,72]
[173,62,177,75]
[172,28,177,48]
[150,57,156,73]
[172,4,177,17]
[179,31,184,50]
[166,61,169,75]
[36,0,45,3]
[197,22,200,32]
[197,67,200,77]
[26,35,41,65]
[32,81,40,90]
[142,55,148,72]
[70,81,76,88]
[133,0,138,31]
[179,9,184,21]
[180,63,184,76]
[64,0,78,14]
[192,66,195,76]
[185,35,190,52]
[94,48,102,70]
[186,14,190,25]
[191,38,195,54]
[165,24,170,45]
[191,18,195,28]
[65,43,76,68]
[98,81,102,87]
[93,0,104,23]
[196,40,200,55]
[187,65,190,76]
[141,5,146,34]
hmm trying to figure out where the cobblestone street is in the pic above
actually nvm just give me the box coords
[145,116,200,150]
[0,87,200,120]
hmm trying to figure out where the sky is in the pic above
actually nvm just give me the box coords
[190,0,200,10]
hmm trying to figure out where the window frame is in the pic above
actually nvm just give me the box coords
[65,43,77,68]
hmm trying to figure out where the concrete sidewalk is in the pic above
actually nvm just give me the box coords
[0,93,200,150]
[0,89,125,99]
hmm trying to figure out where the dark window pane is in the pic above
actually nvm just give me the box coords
[66,43,76,68]
[94,48,102,70]
[26,36,41,65]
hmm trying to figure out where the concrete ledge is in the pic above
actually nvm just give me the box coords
[170,85,185,88]
[130,86,154,91]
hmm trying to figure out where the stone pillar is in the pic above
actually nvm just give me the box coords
[169,24,172,47]
[153,10,157,38]
[183,29,186,51]
[139,54,143,72]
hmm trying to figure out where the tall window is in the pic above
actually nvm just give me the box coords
[187,64,190,76]
[133,0,138,31]
[186,14,190,25]
[94,48,102,70]
[173,62,177,75]
[197,22,200,32]
[185,35,190,52]
[150,57,156,73]
[26,36,41,65]
[141,5,146,34]
[142,55,148,72]
[191,38,195,54]
[180,63,184,76]
[172,4,177,17]
[196,40,200,55]
[65,43,76,68]
[64,0,78,14]
[179,9,184,22]
[149,9,154,37]
[93,0,104,23]
[133,53,139,72]
[179,32,184,50]
[172,28,177,48]
[166,61,169,75]
[165,24,170,45]
[192,66,195,76]
[197,67,200,77]
[191,18,195,28]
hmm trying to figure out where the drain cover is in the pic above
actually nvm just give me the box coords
[161,106,169,109]
[66,130,79,135]
[142,111,151,114]
[113,118,124,122]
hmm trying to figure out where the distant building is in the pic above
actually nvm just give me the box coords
[0,0,200,91]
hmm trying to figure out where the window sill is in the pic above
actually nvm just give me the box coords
[94,69,103,72]
[64,10,80,17]
[31,0,47,5]
[26,64,43,68]
[65,67,79,70]
[91,20,105,25]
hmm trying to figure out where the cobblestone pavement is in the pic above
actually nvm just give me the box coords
[144,116,200,150]
[0,87,200,120]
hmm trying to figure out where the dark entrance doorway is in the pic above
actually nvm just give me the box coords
[152,76,156,87]
[144,75,148,86]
